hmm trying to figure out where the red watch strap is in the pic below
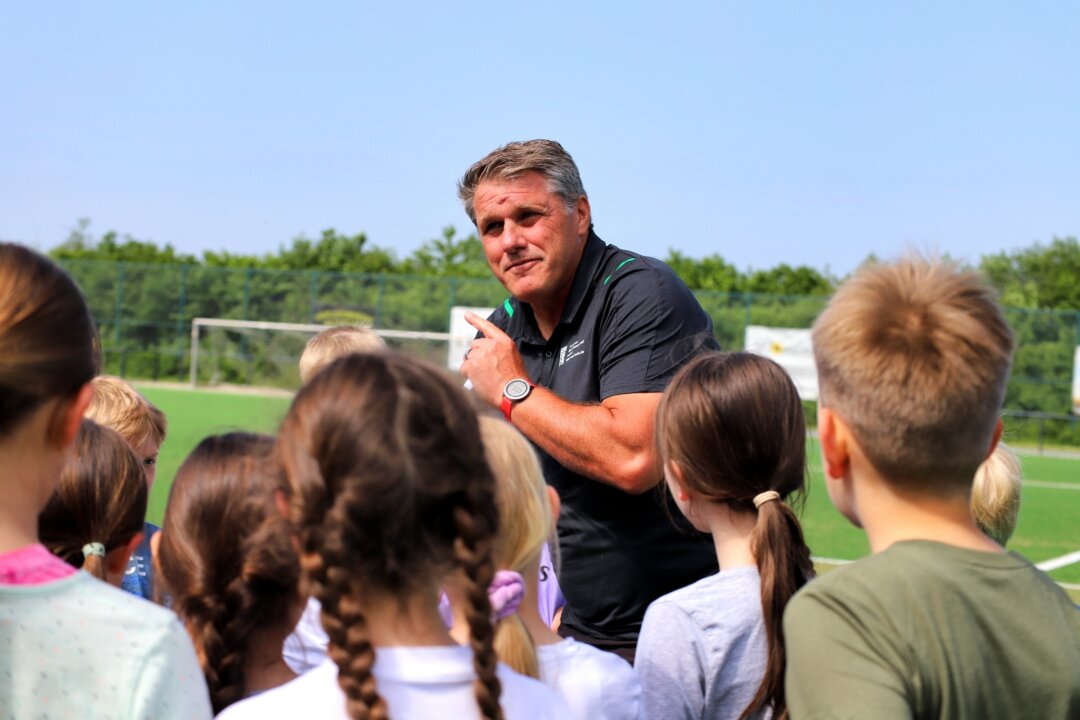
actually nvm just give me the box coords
[501,395,514,422]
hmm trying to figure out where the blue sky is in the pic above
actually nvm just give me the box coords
[3,1,1077,276]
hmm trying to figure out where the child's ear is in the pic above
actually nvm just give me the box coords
[665,460,692,502]
[545,485,561,524]
[50,383,94,449]
[272,488,290,519]
[818,406,851,480]
[985,417,1004,461]
[105,531,144,587]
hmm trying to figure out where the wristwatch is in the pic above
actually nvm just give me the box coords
[501,378,534,422]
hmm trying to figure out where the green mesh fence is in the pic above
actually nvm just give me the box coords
[59,259,1080,445]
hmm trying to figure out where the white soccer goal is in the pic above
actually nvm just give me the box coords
[188,318,452,389]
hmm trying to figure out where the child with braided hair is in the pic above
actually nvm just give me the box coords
[217,352,570,720]
[636,352,815,720]
[153,432,305,714]
[447,416,643,719]
[0,242,211,719]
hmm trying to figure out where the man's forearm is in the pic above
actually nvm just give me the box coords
[506,386,662,494]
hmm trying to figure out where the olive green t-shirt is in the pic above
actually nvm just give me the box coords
[783,541,1080,719]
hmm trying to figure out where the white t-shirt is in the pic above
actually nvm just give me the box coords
[536,637,643,720]
[0,571,212,719]
[282,596,328,674]
[217,646,572,720]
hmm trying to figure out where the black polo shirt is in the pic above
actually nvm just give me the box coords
[488,230,719,641]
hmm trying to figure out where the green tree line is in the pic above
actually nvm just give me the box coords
[47,220,1080,445]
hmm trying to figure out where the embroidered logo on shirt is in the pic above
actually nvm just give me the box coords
[559,339,586,366]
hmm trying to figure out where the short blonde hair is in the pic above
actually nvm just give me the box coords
[972,443,1022,546]
[812,257,1013,492]
[298,326,386,383]
[86,375,167,447]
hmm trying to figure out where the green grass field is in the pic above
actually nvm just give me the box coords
[138,384,1080,595]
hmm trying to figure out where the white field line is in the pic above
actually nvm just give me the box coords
[1024,480,1080,491]
[1036,550,1080,572]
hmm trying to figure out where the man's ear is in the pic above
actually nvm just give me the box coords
[50,383,94,449]
[818,406,851,480]
[574,195,591,237]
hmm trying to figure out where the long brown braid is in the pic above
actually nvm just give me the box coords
[278,352,503,720]
[156,433,300,714]
[657,352,815,720]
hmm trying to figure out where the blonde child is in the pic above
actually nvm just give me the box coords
[38,419,148,587]
[971,442,1022,546]
[447,416,643,720]
[217,353,569,720]
[784,257,1080,718]
[85,374,167,599]
[285,325,385,673]
[0,242,211,718]
[298,325,386,383]
[636,352,815,719]
[155,432,304,714]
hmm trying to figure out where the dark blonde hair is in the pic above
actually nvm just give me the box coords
[479,416,553,679]
[657,352,814,720]
[86,375,168,447]
[38,420,147,581]
[458,139,588,226]
[278,353,503,720]
[156,432,299,715]
[0,243,98,439]
[298,326,386,383]
[812,257,1014,491]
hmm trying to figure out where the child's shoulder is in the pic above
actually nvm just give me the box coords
[645,566,761,627]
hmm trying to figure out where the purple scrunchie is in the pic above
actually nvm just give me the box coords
[488,570,525,621]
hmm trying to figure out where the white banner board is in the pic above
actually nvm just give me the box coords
[1073,347,1080,415]
[448,306,495,371]
[744,325,818,401]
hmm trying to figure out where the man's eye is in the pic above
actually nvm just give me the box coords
[483,221,503,235]
[145,458,157,466]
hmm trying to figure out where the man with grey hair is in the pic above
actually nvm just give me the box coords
[460,139,719,661]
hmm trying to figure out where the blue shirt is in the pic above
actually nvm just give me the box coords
[121,520,158,600]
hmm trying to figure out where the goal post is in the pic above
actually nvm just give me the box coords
[188,318,452,389]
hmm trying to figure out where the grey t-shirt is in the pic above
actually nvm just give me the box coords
[635,566,771,720]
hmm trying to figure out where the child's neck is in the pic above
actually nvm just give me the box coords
[854,468,1002,554]
[367,587,457,648]
[0,428,61,554]
[701,502,757,571]
[243,621,298,696]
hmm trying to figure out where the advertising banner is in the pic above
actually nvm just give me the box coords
[1073,347,1080,415]
[744,325,818,401]
[449,306,495,372]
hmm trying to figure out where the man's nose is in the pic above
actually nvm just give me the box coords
[502,222,527,251]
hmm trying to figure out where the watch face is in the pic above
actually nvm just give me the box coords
[504,378,531,401]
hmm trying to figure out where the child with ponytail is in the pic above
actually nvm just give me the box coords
[38,419,148,586]
[217,352,569,720]
[447,416,643,720]
[0,242,211,719]
[154,432,304,714]
[636,352,814,720]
